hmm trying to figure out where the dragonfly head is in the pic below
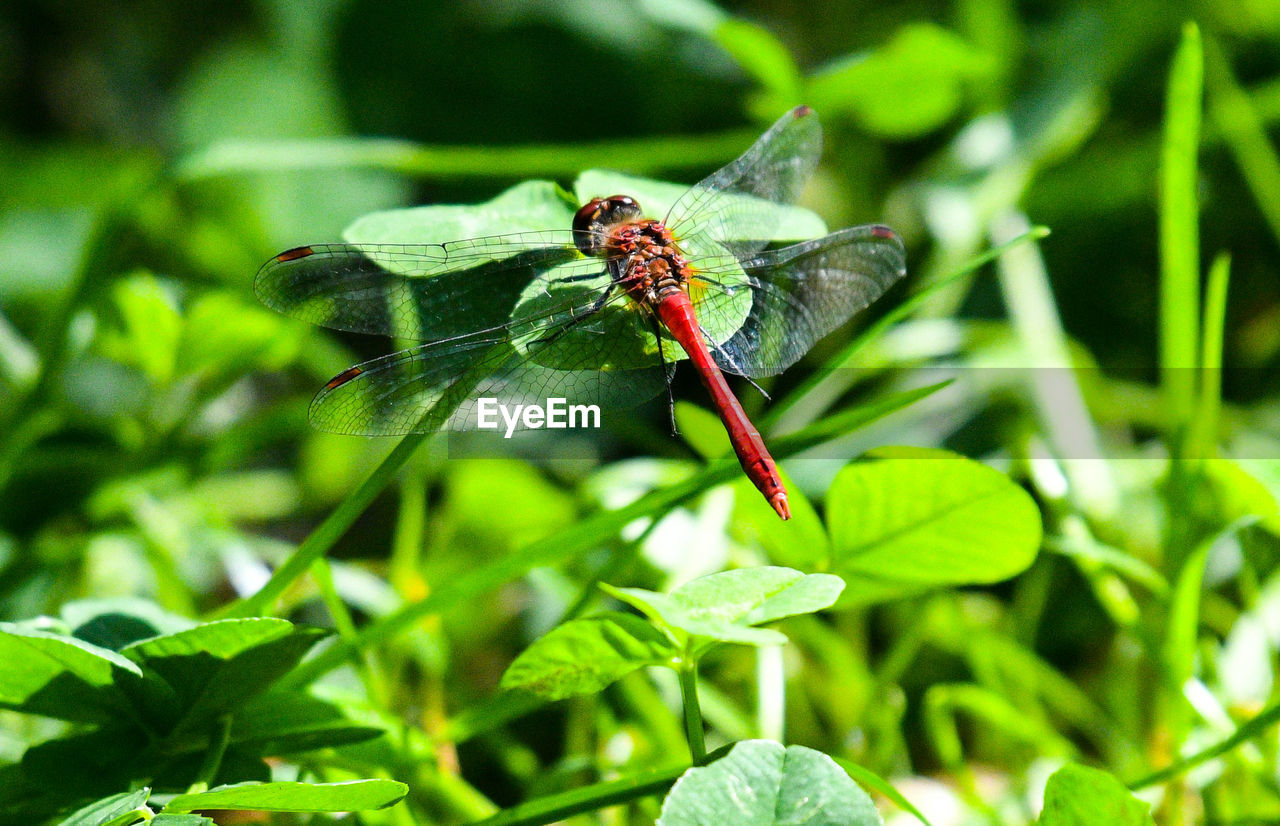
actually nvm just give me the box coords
[573,195,644,256]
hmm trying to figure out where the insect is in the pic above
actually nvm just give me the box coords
[256,106,907,520]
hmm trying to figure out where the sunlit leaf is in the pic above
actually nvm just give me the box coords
[828,450,1041,605]
[55,788,151,826]
[122,619,326,735]
[164,780,408,813]
[573,170,826,241]
[345,180,575,259]
[99,273,182,386]
[808,23,992,138]
[500,611,676,700]
[1040,763,1155,826]
[603,567,843,646]
[0,624,142,725]
[657,740,881,825]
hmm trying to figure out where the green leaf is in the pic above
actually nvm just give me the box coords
[164,780,408,813]
[1129,697,1280,789]
[637,0,726,35]
[1163,519,1257,712]
[345,179,574,261]
[829,448,1039,601]
[604,586,786,646]
[152,816,214,826]
[187,470,302,523]
[1203,460,1280,534]
[20,727,144,798]
[807,24,991,138]
[1040,763,1155,826]
[675,567,844,627]
[99,273,182,386]
[500,611,677,700]
[231,690,385,755]
[657,740,881,825]
[832,758,933,826]
[0,624,142,724]
[61,599,195,651]
[1188,252,1231,460]
[573,170,827,242]
[176,291,300,379]
[827,450,1042,604]
[603,568,844,647]
[1205,33,1280,252]
[734,468,830,570]
[712,20,802,101]
[122,619,326,735]
[56,788,151,826]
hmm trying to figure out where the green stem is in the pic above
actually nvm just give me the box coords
[189,715,233,794]
[1205,36,1280,251]
[679,659,707,764]
[1130,697,1280,790]
[175,129,759,182]
[1158,21,1203,457]
[465,759,698,826]
[311,557,386,704]
[0,209,137,494]
[216,432,428,618]
[1187,252,1231,461]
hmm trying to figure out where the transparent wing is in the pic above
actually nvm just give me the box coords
[665,106,822,259]
[690,225,907,377]
[308,286,673,435]
[255,231,606,338]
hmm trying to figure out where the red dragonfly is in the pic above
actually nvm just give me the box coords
[256,106,905,520]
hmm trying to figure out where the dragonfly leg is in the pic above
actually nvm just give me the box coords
[703,329,770,400]
[532,285,615,347]
[650,313,679,435]
[552,270,608,284]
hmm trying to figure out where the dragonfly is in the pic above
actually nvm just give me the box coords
[256,106,906,521]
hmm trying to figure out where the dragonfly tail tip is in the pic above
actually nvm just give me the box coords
[770,493,791,521]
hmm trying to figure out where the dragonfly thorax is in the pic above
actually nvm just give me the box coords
[573,194,691,308]
[606,220,692,308]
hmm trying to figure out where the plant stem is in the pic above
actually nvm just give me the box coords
[465,760,695,826]
[175,129,759,182]
[190,715,233,794]
[679,659,707,764]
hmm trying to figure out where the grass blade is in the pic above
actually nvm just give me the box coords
[1159,22,1203,448]
[1205,36,1280,250]
[1188,252,1231,461]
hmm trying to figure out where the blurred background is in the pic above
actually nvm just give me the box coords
[3,0,1280,822]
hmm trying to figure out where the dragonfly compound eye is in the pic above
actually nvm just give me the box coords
[602,195,643,224]
[573,197,607,255]
[573,195,644,255]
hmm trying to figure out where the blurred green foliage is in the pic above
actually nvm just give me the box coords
[3,0,1280,823]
